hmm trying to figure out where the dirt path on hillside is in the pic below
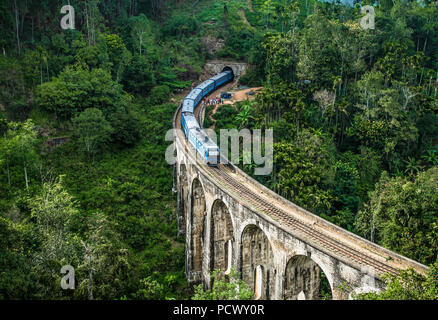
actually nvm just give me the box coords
[207,86,263,130]
[232,87,263,101]
[247,0,254,12]
[207,103,221,130]
[204,80,237,129]
[238,0,254,28]
[239,9,250,25]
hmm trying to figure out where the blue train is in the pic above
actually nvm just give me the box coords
[181,69,234,165]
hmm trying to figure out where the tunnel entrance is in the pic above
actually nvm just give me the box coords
[222,66,235,80]
[284,255,333,300]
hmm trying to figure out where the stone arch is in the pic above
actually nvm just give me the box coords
[283,254,333,300]
[190,178,206,280]
[179,163,188,236]
[240,224,274,300]
[210,199,234,274]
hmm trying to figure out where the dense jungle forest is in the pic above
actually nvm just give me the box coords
[0,0,437,300]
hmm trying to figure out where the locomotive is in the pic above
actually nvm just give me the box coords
[181,69,234,165]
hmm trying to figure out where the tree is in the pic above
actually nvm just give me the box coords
[256,82,305,126]
[313,89,336,119]
[0,114,7,135]
[355,167,438,264]
[129,14,154,56]
[135,275,166,300]
[272,129,336,215]
[297,12,340,89]
[263,32,297,83]
[108,105,142,147]
[104,34,131,82]
[122,55,156,95]
[72,108,113,159]
[0,216,35,299]
[29,177,82,298]
[1,120,39,190]
[192,269,253,300]
[235,100,255,129]
[76,211,131,300]
[74,44,110,70]
[148,85,170,105]
[36,67,122,119]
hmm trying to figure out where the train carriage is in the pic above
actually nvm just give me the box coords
[188,128,220,165]
[211,71,233,89]
[181,114,199,137]
[196,80,215,98]
[185,88,203,107]
[180,69,234,166]
[182,98,195,114]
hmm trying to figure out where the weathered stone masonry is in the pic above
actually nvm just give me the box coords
[174,145,389,300]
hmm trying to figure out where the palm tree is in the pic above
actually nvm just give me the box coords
[422,146,438,166]
[404,157,423,176]
[235,101,255,129]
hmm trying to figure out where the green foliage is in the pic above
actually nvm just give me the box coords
[36,67,123,119]
[104,34,128,69]
[255,82,305,126]
[0,120,40,190]
[161,15,199,39]
[192,269,253,300]
[74,44,110,70]
[73,108,113,158]
[129,14,154,56]
[235,100,256,129]
[136,275,166,300]
[28,177,83,298]
[148,85,171,106]
[75,211,132,300]
[122,55,156,95]
[108,108,142,147]
[355,261,438,300]
[263,32,297,83]
[0,114,7,135]
[272,129,336,215]
[2,0,438,301]
[333,160,360,213]
[0,216,35,299]
[355,168,438,264]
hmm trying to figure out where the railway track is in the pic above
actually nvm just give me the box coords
[175,105,403,277]
[208,164,400,276]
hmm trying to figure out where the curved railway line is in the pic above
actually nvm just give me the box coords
[173,76,428,280]
[209,165,400,276]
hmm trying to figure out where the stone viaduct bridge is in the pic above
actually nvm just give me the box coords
[171,64,428,300]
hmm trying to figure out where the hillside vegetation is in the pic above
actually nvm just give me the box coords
[0,0,438,300]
